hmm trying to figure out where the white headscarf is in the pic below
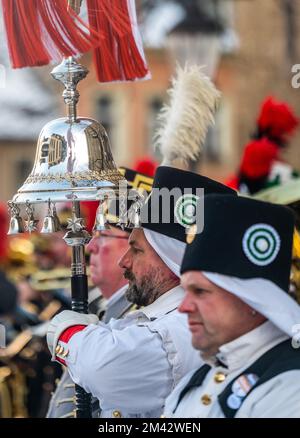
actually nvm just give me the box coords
[202,271,300,338]
[143,228,186,277]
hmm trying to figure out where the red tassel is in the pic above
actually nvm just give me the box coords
[240,138,279,179]
[1,0,101,68]
[87,0,149,82]
[257,96,299,141]
[2,0,50,67]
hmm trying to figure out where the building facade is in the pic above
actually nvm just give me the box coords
[1,0,300,201]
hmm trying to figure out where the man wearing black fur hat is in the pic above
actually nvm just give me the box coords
[164,195,300,418]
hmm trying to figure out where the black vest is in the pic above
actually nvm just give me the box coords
[174,339,300,418]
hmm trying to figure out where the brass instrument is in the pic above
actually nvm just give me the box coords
[29,268,71,292]
[0,367,13,418]
[0,363,28,418]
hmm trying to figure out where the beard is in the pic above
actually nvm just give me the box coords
[124,267,166,307]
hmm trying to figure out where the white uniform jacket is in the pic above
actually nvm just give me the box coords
[60,286,202,417]
[164,321,300,418]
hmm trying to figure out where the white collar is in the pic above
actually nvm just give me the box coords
[138,285,184,320]
[205,321,288,371]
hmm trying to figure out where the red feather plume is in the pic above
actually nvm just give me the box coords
[240,138,279,179]
[133,158,158,177]
[257,96,299,141]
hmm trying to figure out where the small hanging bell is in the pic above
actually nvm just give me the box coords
[93,200,110,232]
[8,217,24,235]
[127,197,142,229]
[52,204,62,231]
[116,193,129,230]
[7,202,24,235]
[41,201,62,234]
[40,216,57,234]
[132,208,142,228]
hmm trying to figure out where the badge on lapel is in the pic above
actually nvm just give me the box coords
[227,373,259,410]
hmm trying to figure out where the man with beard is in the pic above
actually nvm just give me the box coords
[46,166,152,418]
[46,165,237,418]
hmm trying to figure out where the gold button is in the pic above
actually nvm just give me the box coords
[201,394,212,405]
[62,349,69,358]
[56,345,64,355]
[112,410,122,418]
[214,372,226,383]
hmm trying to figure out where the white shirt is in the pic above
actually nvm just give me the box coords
[164,321,300,418]
[64,286,202,418]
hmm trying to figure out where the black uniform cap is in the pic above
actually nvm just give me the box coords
[181,194,295,292]
[141,166,237,243]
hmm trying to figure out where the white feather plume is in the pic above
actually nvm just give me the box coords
[154,64,221,165]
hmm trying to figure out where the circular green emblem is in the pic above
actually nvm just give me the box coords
[242,223,281,266]
[175,195,199,228]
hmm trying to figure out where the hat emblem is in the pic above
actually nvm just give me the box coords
[175,194,199,228]
[242,223,281,266]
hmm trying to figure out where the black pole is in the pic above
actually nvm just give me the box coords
[71,273,92,418]
[68,202,92,418]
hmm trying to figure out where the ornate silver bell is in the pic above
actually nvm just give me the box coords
[7,202,24,235]
[93,199,110,232]
[12,58,126,206]
[41,201,62,234]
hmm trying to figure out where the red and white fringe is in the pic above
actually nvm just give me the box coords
[1,0,100,68]
[2,0,150,83]
[87,0,149,82]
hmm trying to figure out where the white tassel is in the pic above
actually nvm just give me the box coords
[154,64,221,166]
